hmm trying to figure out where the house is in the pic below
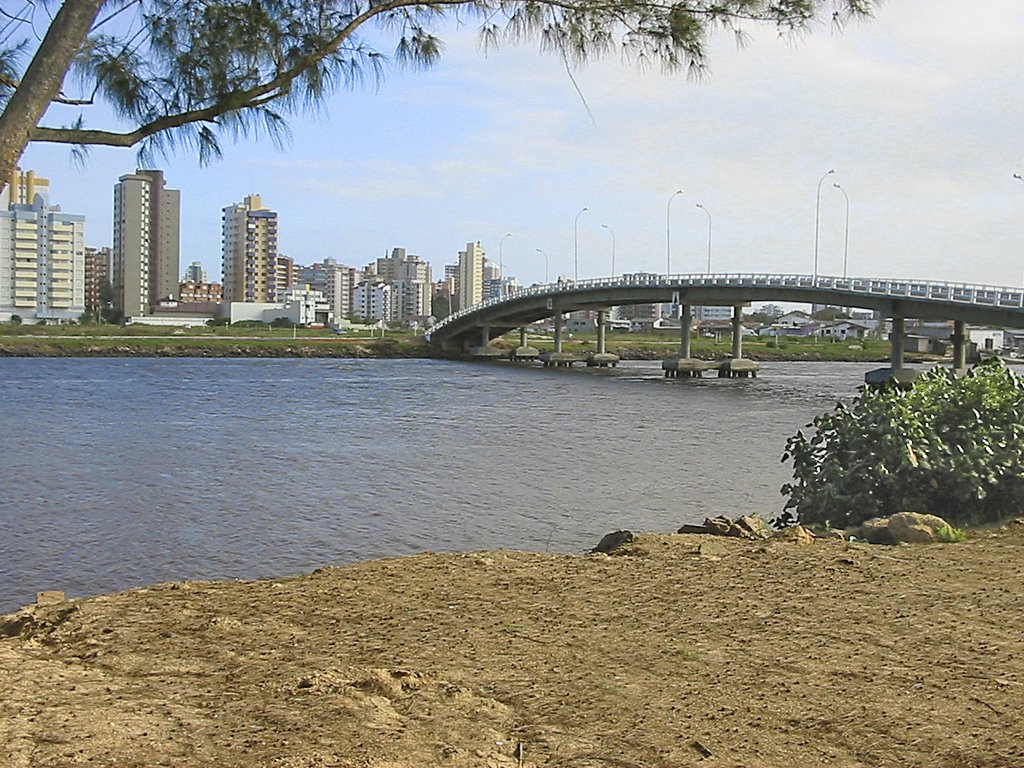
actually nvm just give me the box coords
[818,320,869,340]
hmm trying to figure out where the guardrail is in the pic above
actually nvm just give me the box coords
[426,273,1024,342]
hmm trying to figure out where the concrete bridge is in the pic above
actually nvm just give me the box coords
[426,273,1024,382]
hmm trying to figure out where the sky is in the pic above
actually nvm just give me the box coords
[16,0,1024,289]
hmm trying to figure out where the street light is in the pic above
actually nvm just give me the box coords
[695,203,712,274]
[573,206,589,281]
[536,248,549,284]
[813,168,837,281]
[833,182,850,278]
[601,224,616,276]
[498,232,512,296]
[666,189,684,275]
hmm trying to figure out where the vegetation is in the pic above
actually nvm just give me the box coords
[0,1,875,191]
[935,524,968,543]
[779,359,1024,530]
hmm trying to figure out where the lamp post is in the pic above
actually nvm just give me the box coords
[666,189,684,275]
[695,203,712,274]
[601,224,616,276]
[498,232,512,296]
[832,183,850,279]
[573,206,588,281]
[536,248,548,284]
[813,168,837,281]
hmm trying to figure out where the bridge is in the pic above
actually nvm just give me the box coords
[426,273,1024,382]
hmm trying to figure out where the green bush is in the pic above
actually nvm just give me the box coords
[778,360,1024,529]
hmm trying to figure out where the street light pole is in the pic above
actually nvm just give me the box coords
[813,169,837,281]
[601,224,616,276]
[498,232,512,296]
[536,248,548,284]
[666,189,684,275]
[573,206,589,281]
[833,183,850,279]
[696,203,712,274]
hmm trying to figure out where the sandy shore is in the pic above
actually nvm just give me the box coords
[3,526,1023,767]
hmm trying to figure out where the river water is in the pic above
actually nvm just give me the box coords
[1,357,889,613]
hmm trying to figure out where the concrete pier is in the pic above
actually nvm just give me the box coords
[716,306,759,378]
[662,304,708,378]
[952,319,967,373]
[587,309,620,367]
[865,313,920,386]
[510,327,540,361]
[539,352,583,368]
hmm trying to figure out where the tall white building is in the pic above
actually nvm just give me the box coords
[353,280,394,322]
[298,258,358,321]
[457,241,485,310]
[113,170,180,318]
[222,195,279,303]
[0,169,85,323]
[374,247,432,321]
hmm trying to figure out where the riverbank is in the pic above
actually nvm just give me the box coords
[0,332,903,362]
[3,524,1023,767]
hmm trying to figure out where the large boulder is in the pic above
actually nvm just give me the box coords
[726,515,773,540]
[888,512,952,544]
[592,530,635,554]
[702,516,733,536]
[770,525,816,545]
[853,518,893,545]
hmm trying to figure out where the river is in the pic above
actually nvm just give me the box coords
[0,357,892,613]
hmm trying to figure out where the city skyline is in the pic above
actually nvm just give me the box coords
[14,0,1024,288]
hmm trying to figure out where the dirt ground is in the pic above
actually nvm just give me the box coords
[2,524,1024,768]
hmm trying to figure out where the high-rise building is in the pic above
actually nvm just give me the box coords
[221,195,279,303]
[0,169,85,323]
[298,258,358,321]
[275,254,297,297]
[112,170,180,318]
[84,246,112,315]
[183,260,207,283]
[353,279,394,322]
[374,247,432,321]
[457,241,485,310]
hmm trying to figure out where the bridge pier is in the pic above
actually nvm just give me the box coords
[952,320,967,373]
[865,312,919,386]
[587,309,620,367]
[717,305,759,378]
[510,327,539,361]
[663,304,710,378]
[553,312,563,353]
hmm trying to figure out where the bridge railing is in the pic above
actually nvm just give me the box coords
[427,273,1024,341]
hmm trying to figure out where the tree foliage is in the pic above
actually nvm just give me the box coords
[0,0,874,182]
[779,360,1024,530]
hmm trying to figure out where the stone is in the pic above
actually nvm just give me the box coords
[727,515,773,540]
[702,516,733,536]
[593,530,635,554]
[677,524,712,535]
[697,540,728,558]
[770,525,816,545]
[856,518,893,545]
[888,512,951,544]
[36,591,65,606]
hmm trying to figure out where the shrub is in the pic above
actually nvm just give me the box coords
[779,359,1024,530]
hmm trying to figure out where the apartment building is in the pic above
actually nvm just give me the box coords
[0,169,85,323]
[457,241,485,310]
[222,195,279,302]
[298,258,358,320]
[84,246,112,315]
[112,170,180,317]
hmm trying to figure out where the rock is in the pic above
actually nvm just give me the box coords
[593,530,635,553]
[770,525,816,545]
[727,515,773,540]
[697,540,728,558]
[702,516,733,536]
[677,524,712,535]
[888,512,951,544]
[855,518,893,545]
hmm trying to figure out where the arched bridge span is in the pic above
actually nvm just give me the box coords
[426,273,1024,349]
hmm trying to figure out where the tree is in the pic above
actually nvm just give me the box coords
[779,360,1024,530]
[0,0,874,192]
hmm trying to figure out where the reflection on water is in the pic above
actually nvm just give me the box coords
[1,357,887,612]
